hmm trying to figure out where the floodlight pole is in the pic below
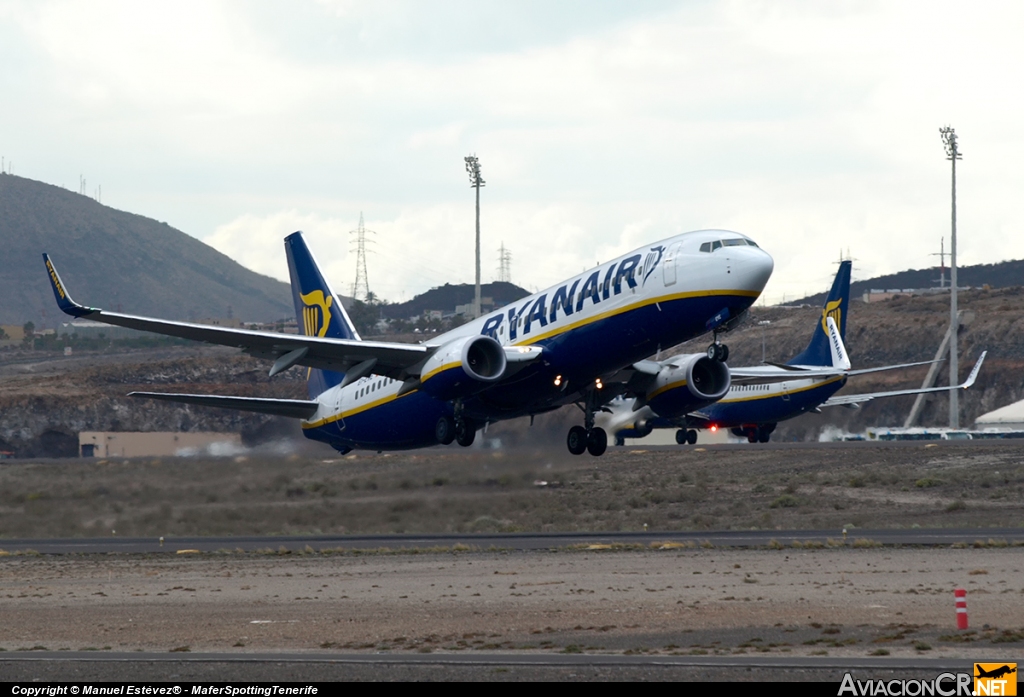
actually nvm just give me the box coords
[940,127,962,429]
[465,155,485,319]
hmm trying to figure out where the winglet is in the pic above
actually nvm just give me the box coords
[43,254,96,318]
[962,351,986,389]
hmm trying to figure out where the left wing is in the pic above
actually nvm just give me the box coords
[45,254,430,379]
[822,351,986,408]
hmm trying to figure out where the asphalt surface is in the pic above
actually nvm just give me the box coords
[0,652,985,682]
[1,527,1022,555]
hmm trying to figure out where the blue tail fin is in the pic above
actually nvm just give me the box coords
[284,231,360,398]
[787,260,851,367]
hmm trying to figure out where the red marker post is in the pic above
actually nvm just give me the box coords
[955,588,968,630]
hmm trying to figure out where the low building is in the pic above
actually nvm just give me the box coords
[0,324,25,347]
[79,431,243,458]
[974,400,1024,431]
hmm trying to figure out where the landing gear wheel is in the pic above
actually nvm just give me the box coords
[567,426,588,455]
[586,427,607,457]
[675,429,688,445]
[435,415,455,445]
[756,426,770,444]
[707,342,729,362]
[615,435,625,447]
[746,427,758,444]
[455,418,476,447]
[686,429,698,445]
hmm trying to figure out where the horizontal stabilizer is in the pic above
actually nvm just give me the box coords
[129,392,320,419]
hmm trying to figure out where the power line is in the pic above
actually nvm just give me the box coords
[497,241,512,283]
[930,237,947,288]
[349,212,376,302]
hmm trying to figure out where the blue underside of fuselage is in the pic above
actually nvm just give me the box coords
[690,379,847,430]
[304,292,757,452]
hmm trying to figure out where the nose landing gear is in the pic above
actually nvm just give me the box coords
[707,339,729,362]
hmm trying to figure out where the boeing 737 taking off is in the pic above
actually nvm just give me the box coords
[44,229,773,456]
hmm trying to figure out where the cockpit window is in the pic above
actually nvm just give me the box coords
[699,238,759,252]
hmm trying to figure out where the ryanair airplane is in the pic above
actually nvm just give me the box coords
[603,260,986,445]
[44,229,773,456]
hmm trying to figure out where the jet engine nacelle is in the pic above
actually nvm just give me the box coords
[646,354,730,417]
[419,335,507,401]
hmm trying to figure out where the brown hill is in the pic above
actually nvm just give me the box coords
[0,173,293,327]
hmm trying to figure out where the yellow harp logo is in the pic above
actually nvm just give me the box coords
[821,299,842,335]
[300,290,333,338]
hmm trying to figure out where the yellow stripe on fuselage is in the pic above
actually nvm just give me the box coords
[510,288,760,347]
[716,375,844,404]
[302,388,412,429]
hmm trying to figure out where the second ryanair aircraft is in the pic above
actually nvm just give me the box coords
[45,229,774,456]
[601,260,986,445]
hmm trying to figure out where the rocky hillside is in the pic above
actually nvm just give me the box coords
[379,281,530,320]
[0,173,292,326]
[796,259,1024,306]
[0,346,308,457]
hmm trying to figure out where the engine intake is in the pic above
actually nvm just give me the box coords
[419,335,507,400]
[645,354,730,418]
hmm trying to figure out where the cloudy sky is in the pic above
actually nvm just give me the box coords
[2,0,1023,304]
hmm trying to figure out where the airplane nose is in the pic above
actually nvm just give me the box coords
[732,247,774,295]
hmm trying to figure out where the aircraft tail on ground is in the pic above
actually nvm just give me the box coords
[788,260,851,367]
[284,231,360,398]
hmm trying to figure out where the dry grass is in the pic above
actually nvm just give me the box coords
[0,442,1022,538]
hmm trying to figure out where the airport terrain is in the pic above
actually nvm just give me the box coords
[1,440,1022,679]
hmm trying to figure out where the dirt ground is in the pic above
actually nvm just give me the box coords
[0,547,1021,659]
[0,441,1021,667]
[1,441,1022,538]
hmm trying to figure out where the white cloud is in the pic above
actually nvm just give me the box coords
[5,0,1024,305]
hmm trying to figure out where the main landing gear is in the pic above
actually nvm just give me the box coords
[748,423,774,444]
[567,389,608,456]
[435,413,477,447]
[734,424,775,443]
[675,429,698,445]
[567,425,607,457]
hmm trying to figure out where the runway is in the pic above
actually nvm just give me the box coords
[0,651,983,682]
[2,527,1023,555]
